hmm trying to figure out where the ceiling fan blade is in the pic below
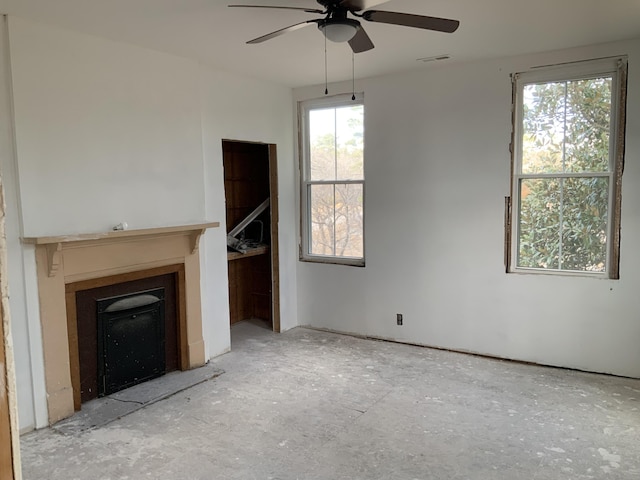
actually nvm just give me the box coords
[228,5,325,14]
[246,20,320,44]
[338,0,388,11]
[362,10,460,33]
[349,27,374,53]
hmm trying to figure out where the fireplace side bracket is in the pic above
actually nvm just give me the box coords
[46,242,63,277]
[190,228,207,255]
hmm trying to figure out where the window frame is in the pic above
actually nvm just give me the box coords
[299,93,365,266]
[507,56,627,278]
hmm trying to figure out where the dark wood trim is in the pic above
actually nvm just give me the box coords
[505,73,517,273]
[610,58,627,280]
[176,266,188,370]
[268,143,281,333]
[65,290,81,411]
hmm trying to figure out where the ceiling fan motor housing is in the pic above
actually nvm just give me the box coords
[318,18,361,42]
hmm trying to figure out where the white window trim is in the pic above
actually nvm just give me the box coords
[299,93,365,267]
[508,56,627,278]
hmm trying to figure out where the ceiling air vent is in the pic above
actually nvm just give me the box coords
[417,54,451,63]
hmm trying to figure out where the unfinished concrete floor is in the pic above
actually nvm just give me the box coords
[21,321,640,479]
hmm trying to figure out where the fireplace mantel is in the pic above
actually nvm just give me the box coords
[23,222,219,245]
[23,223,219,278]
[25,222,219,424]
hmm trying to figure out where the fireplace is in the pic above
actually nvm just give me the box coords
[73,272,181,403]
[23,222,219,424]
[97,288,166,396]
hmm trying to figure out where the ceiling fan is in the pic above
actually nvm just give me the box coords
[229,0,460,53]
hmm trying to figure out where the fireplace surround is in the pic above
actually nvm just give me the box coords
[23,222,218,425]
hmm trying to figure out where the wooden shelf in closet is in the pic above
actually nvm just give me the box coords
[227,244,269,261]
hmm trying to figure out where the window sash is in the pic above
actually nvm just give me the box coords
[304,181,365,262]
[514,175,613,273]
[299,94,365,266]
[509,57,626,278]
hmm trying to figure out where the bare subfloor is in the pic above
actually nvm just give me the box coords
[21,321,640,479]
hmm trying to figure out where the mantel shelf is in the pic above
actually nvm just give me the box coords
[22,222,220,277]
[22,222,219,246]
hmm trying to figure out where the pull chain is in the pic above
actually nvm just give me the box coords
[324,33,328,95]
[351,51,356,101]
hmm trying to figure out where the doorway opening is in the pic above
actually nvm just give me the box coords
[223,140,280,333]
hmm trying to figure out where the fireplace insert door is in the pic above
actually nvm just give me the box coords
[97,288,166,396]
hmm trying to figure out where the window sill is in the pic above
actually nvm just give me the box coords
[299,255,365,267]
[508,267,615,280]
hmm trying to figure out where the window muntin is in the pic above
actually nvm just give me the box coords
[510,57,626,277]
[300,94,365,265]
[521,78,612,175]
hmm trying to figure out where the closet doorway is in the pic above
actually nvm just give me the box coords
[223,140,280,332]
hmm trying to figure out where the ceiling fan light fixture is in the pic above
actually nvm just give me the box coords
[318,18,360,43]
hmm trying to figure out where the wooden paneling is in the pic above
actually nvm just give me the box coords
[249,253,272,322]
[227,259,251,324]
[227,253,272,325]
[223,141,270,233]
[223,140,277,328]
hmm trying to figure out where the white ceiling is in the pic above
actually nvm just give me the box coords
[2,0,639,88]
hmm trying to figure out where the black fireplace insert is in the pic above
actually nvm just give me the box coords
[96,288,166,396]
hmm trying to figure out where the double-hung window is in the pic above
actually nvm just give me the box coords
[299,94,365,266]
[509,57,627,277]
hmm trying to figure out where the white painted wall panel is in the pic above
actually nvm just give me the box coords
[8,16,206,236]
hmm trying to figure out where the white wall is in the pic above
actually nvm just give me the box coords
[3,16,297,432]
[295,38,640,378]
[1,15,48,432]
[199,68,297,358]
[9,17,207,236]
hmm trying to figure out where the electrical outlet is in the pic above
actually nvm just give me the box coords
[397,313,403,326]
